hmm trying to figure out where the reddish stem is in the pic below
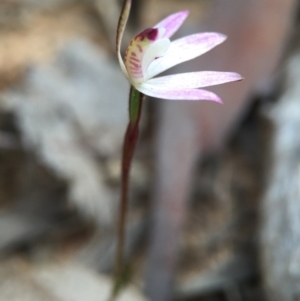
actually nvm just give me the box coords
[112,87,144,297]
[116,121,139,274]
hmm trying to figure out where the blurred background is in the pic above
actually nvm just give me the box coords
[0,0,300,301]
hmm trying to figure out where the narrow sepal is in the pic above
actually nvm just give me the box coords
[146,71,243,89]
[154,10,189,38]
[137,83,223,102]
[116,0,132,76]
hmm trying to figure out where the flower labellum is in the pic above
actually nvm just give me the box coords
[117,9,243,102]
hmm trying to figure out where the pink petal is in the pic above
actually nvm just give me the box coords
[154,10,189,39]
[146,71,243,89]
[146,33,227,79]
[136,83,222,102]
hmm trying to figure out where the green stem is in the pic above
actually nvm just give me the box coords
[111,86,144,299]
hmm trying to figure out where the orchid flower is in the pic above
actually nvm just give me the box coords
[112,3,243,299]
[117,8,243,102]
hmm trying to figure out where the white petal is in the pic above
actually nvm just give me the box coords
[136,83,222,102]
[146,33,227,79]
[142,38,171,79]
[146,72,243,89]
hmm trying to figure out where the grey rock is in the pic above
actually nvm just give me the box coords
[0,259,148,301]
[79,217,147,272]
[32,262,148,301]
[0,39,129,226]
[178,254,255,298]
[0,212,51,253]
[261,52,300,301]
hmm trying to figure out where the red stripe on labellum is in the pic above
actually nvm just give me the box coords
[124,49,129,61]
[129,61,139,68]
[131,72,143,77]
[129,68,142,74]
[130,68,141,73]
[131,52,137,57]
[129,56,139,63]
[129,65,141,72]
[137,45,143,53]
[130,67,141,72]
